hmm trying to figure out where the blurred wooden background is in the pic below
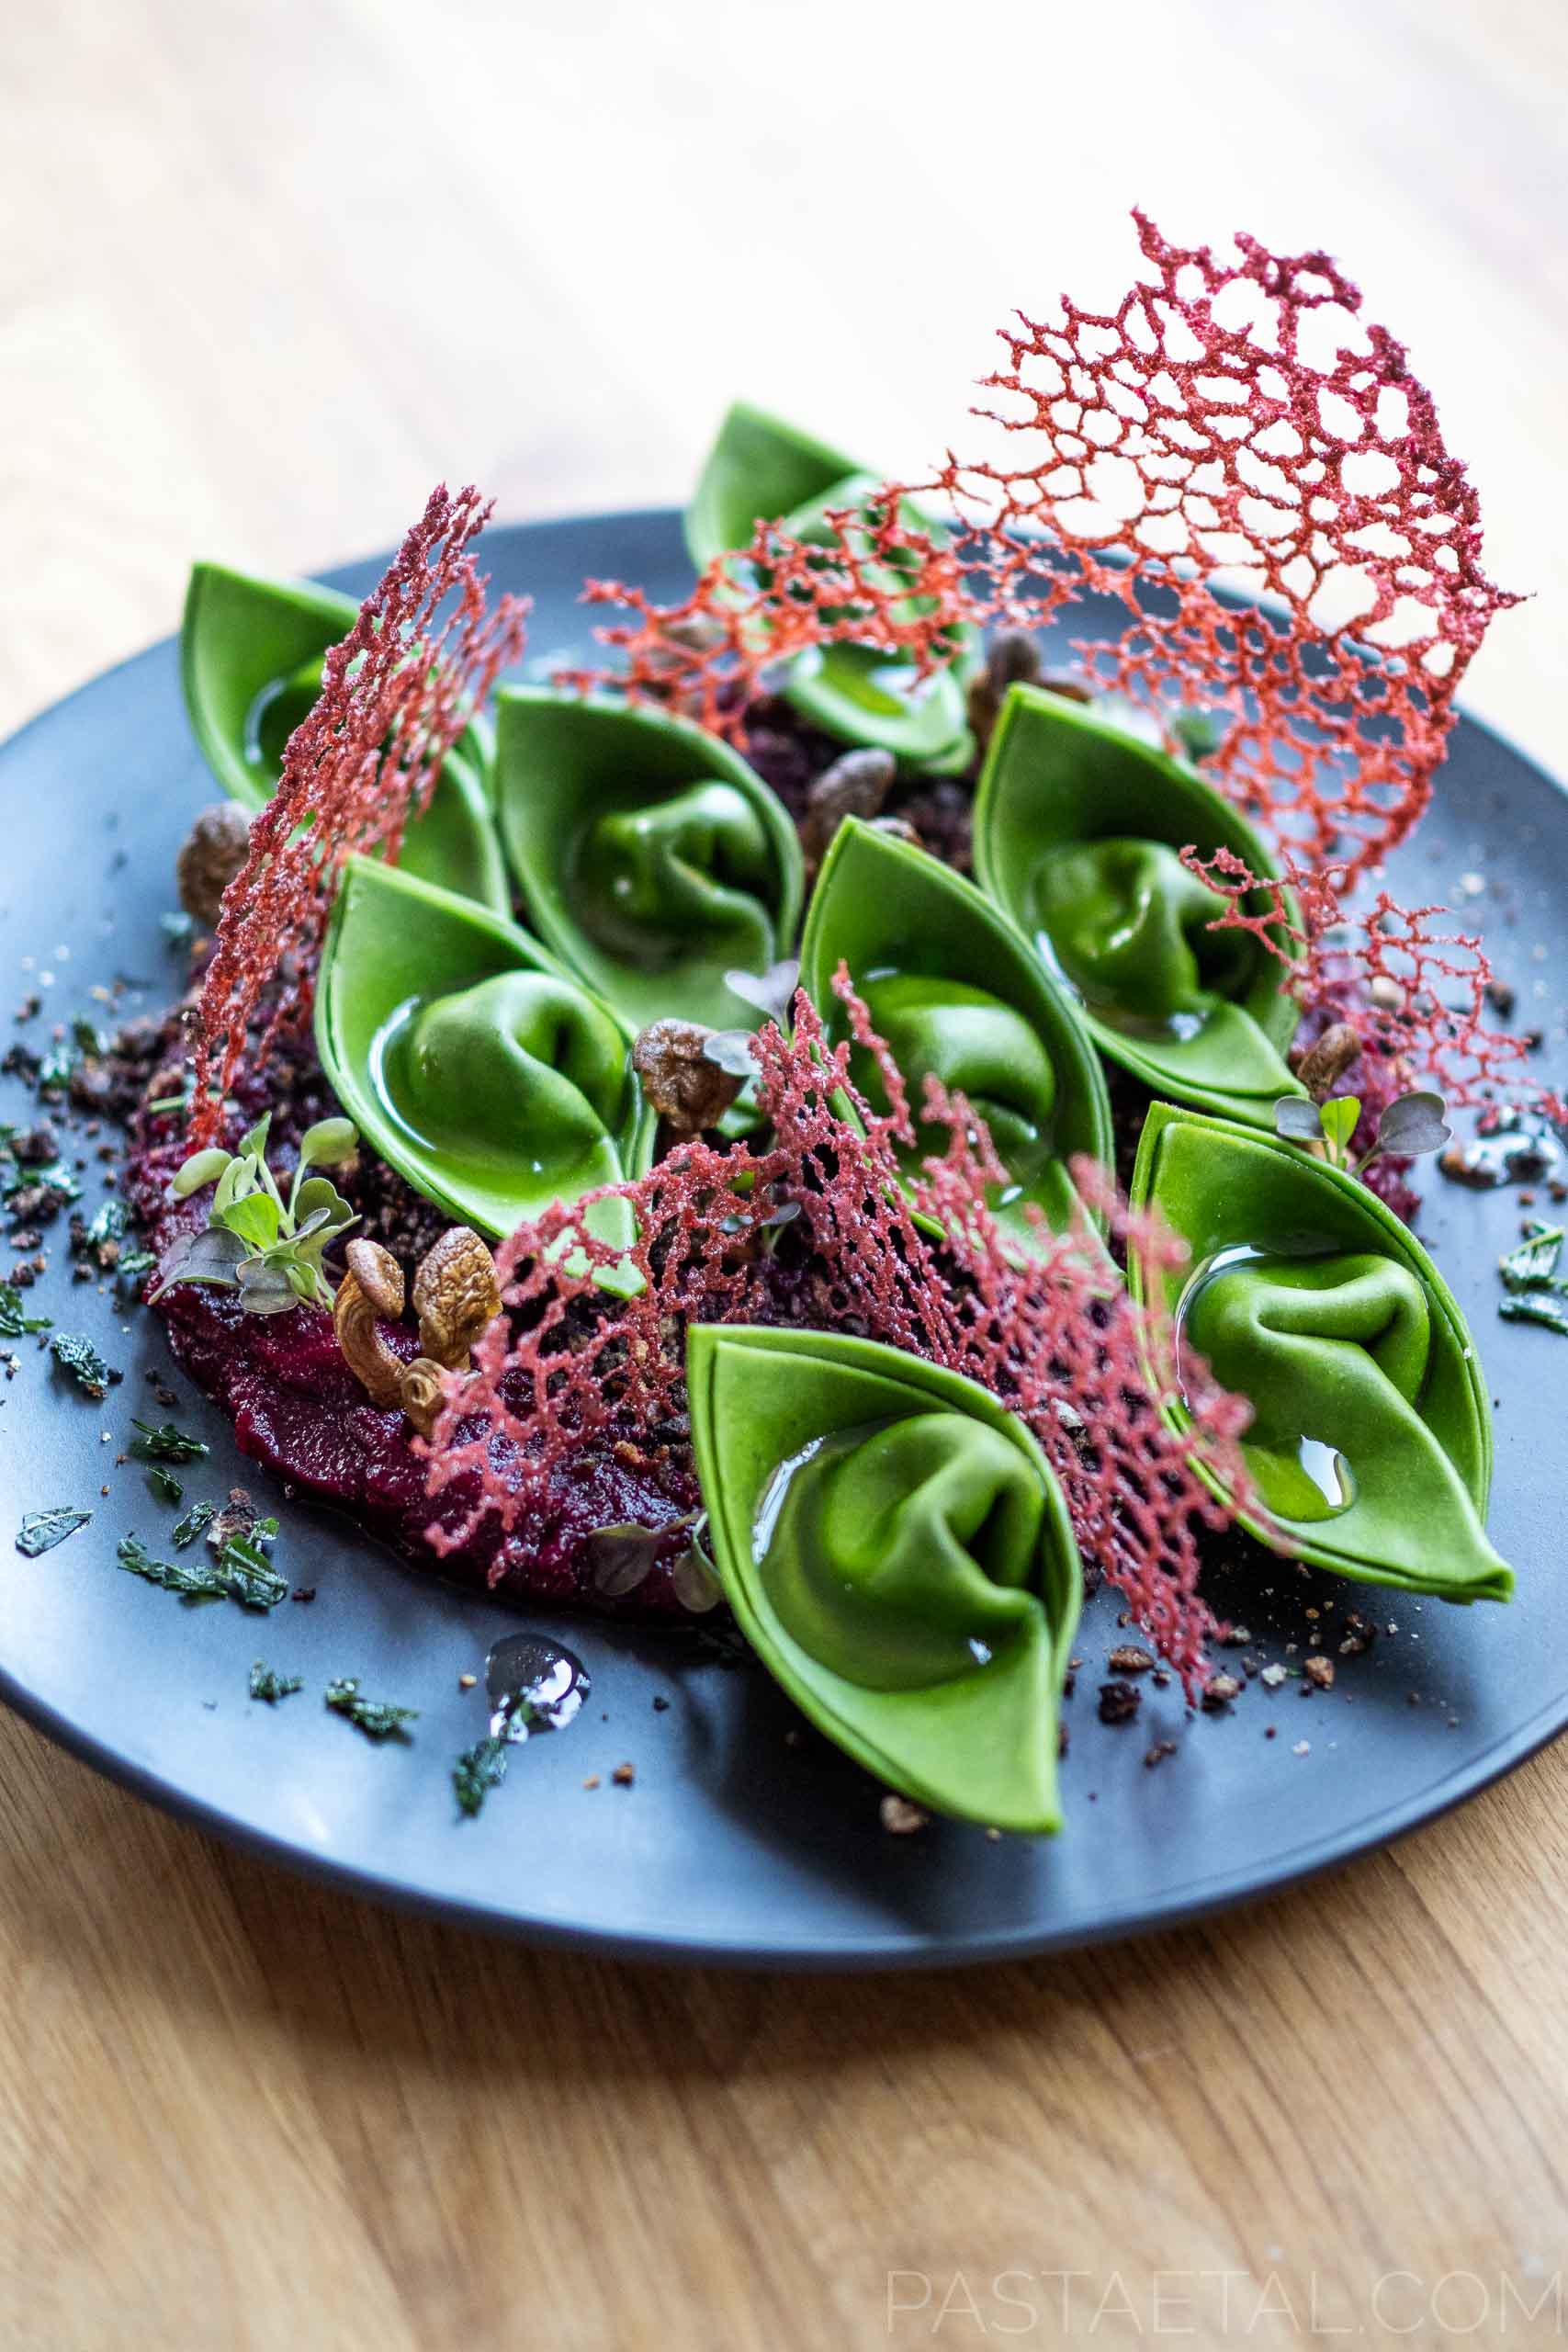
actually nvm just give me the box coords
[4,2,1567,2345]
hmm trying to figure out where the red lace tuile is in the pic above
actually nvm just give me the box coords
[421,981,1263,1699]
[187,486,529,1144]
[568,212,1516,883]
[1183,842,1566,1136]
[931,211,1517,876]
[558,496,968,742]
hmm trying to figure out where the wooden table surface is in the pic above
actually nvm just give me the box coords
[4,4,1567,2345]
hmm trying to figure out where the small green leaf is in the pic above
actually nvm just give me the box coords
[291,1175,356,1231]
[215,1190,281,1250]
[147,1227,248,1297]
[1274,1097,1324,1146]
[172,1148,232,1198]
[1374,1089,1450,1159]
[147,1464,184,1505]
[294,1117,358,1178]
[210,1154,258,1219]
[237,1112,273,1164]
[1318,1096,1361,1158]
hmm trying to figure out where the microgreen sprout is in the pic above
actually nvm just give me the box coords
[1274,1089,1450,1179]
[151,1112,359,1316]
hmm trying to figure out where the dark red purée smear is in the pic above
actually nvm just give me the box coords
[124,1129,700,1619]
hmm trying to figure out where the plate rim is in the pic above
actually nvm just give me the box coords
[3,503,1565,1971]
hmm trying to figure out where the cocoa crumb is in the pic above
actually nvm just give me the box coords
[1303,1656,1335,1690]
[611,1760,636,1787]
[1143,1740,1178,1770]
[1098,1679,1141,1724]
[879,1793,928,1834]
[1202,1672,1243,1709]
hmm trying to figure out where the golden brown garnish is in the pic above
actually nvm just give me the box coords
[412,1227,502,1369]
[332,1252,407,1410]
[399,1356,447,1438]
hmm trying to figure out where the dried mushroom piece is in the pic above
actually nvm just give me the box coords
[412,1227,502,1367]
[314,856,654,1248]
[683,401,978,772]
[333,1243,407,1409]
[972,686,1306,1128]
[687,1324,1081,1834]
[492,686,803,1035]
[798,818,1111,1259]
[1130,1102,1512,1601]
[179,561,508,913]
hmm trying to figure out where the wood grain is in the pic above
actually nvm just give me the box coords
[3,2,1566,2344]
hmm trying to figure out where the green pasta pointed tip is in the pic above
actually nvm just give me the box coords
[315,857,653,1244]
[687,1324,1082,1833]
[798,816,1113,1258]
[1129,1102,1512,1602]
[493,686,803,1035]
[180,560,506,912]
[973,684,1306,1128]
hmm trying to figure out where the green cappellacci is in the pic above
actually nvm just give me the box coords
[492,685,804,1035]
[687,1325,1082,1832]
[973,684,1306,1128]
[1130,1102,1512,1602]
[314,856,653,1249]
[180,561,507,913]
[684,401,978,772]
[798,817,1112,1257]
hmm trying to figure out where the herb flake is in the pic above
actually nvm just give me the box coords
[453,1733,509,1817]
[16,1507,92,1557]
[116,1525,287,1611]
[147,1464,184,1505]
[324,1678,418,1743]
[51,1332,116,1398]
[130,1418,209,1463]
[172,1498,217,1550]
[0,1284,51,1339]
[249,1660,304,1704]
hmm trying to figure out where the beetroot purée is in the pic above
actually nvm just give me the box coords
[124,1122,702,1621]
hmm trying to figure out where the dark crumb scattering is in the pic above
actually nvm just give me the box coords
[1098,1680,1141,1724]
[611,1761,636,1787]
[651,1694,670,1712]
[12,1125,59,1165]
[1144,1740,1178,1770]
[290,1587,316,1604]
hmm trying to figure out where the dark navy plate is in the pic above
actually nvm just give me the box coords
[1,511,1563,1969]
